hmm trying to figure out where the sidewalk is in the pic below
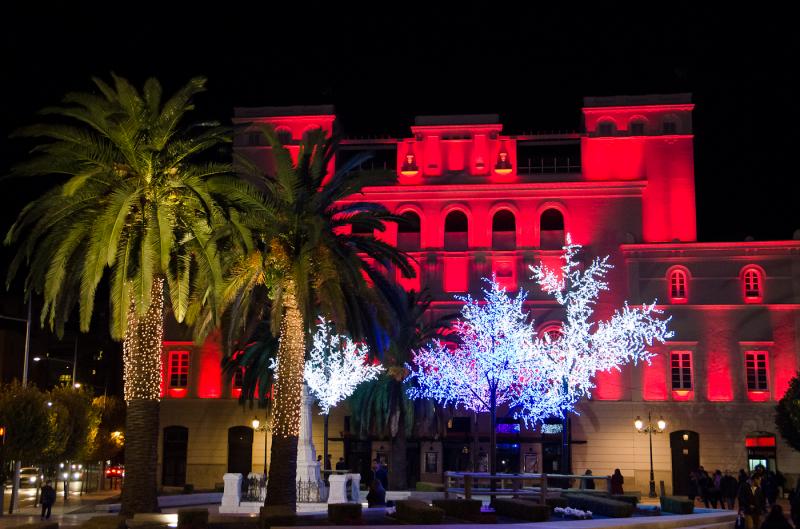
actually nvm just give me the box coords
[0,489,121,528]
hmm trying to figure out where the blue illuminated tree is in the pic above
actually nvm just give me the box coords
[405,237,673,477]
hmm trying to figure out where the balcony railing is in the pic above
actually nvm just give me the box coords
[517,157,581,175]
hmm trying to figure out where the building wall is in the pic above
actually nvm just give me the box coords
[157,96,800,493]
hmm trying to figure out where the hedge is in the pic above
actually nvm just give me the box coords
[415,481,444,492]
[432,499,482,520]
[327,503,362,525]
[493,498,551,522]
[660,496,694,514]
[611,494,640,506]
[394,500,445,524]
[178,509,208,529]
[564,493,634,518]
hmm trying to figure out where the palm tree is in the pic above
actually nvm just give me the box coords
[348,290,452,489]
[208,125,412,513]
[5,74,232,514]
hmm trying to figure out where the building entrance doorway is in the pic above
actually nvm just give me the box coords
[746,433,777,472]
[227,426,254,481]
[670,430,699,496]
[496,443,520,474]
[162,426,188,486]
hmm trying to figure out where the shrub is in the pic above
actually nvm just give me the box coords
[432,499,482,520]
[564,493,634,518]
[178,509,208,529]
[415,481,444,492]
[78,515,128,529]
[327,503,362,525]
[493,498,551,522]
[660,496,694,514]
[394,500,445,524]
[611,494,640,506]
[545,497,569,511]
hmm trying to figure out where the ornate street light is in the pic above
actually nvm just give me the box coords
[634,411,667,498]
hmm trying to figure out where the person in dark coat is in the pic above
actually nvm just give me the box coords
[789,481,800,529]
[738,476,765,529]
[688,470,699,503]
[762,471,779,508]
[582,469,595,490]
[375,460,389,490]
[366,477,386,507]
[40,480,56,520]
[698,466,711,508]
[761,504,793,529]
[709,469,722,508]
[722,472,739,510]
[610,469,624,494]
[335,457,347,471]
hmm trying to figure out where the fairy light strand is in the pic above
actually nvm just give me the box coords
[123,278,164,402]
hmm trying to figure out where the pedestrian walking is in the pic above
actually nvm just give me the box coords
[789,480,800,529]
[722,471,739,510]
[40,480,56,520]
[738,476,765,529]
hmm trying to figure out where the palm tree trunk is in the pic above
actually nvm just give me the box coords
[264,281,305,515]
[388,380,407,490]
[120,279,164,515]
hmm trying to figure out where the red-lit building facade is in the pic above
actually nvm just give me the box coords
[158,95,800,495]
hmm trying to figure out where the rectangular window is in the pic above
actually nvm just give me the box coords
[745,351,768,391]
[169,350,190,388]
[671,351,692,390]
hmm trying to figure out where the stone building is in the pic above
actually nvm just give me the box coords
[157,94,800,495]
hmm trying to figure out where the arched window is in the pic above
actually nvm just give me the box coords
[444,210,468,250]
[162,426,188,486]
[275,127,292,145]
[742,267,764,302]
[668,268,689,303]
[539,323,563,342]
[629,119,647,136]
[492,209,516,250]
[597,120,616,136]
[397,211,421,251]
[228,426,253,478]
[539,208,565,249]
[302,125,322,142]
[662,119,678,135]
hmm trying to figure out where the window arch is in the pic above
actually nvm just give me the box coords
[492,209,516,250]
[538,322,563,342]
[667,267,689,303]
[629,116,648,136]
[597,119,616,136]
[275,126,292,145]
[397,210,421,251]
[301,125,322,142]
[741,266,764,303]
[444,210,469,250]
[539,208,565,249]
[662,115,679,135]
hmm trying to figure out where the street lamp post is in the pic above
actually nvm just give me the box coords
[634,411,667,498]
[33,354,79,387]
[251,416,271,476]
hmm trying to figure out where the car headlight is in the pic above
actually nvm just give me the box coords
[29,477,37,483]
[73,472,81,479]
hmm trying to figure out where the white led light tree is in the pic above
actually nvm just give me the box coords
[405,279,552,478]
[304,318,384,471]
[405,235,672,478]
[527,235,673,473]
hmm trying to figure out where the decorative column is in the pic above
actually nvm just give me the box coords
[296,383,322,486]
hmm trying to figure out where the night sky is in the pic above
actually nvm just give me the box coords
[1,5,798,389]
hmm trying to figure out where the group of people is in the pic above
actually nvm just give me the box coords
[686,465,797,529]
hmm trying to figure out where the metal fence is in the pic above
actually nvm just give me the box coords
[240,474,326,503]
